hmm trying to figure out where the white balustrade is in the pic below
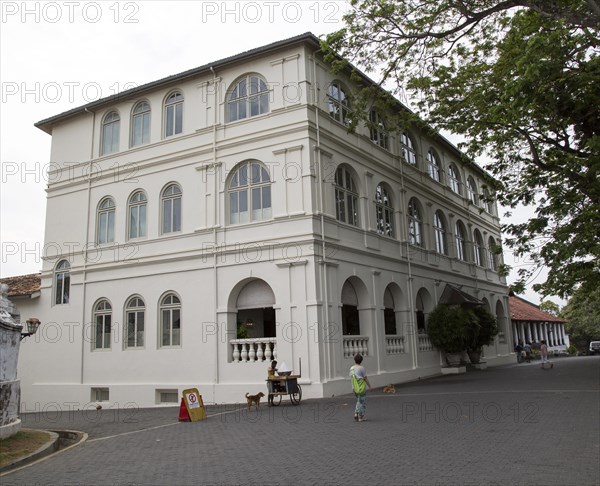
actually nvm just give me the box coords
[230,338,277,363]
[418,333,434,352]
[385,335,405,354]
[343,335,369,358]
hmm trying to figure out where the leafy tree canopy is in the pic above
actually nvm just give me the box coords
[323,0,600,299]
[560,285,600,350]
[539,300,561,315]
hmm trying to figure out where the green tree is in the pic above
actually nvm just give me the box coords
[561,286,600,351]
[323,0,600,299]
[539,300,561,316]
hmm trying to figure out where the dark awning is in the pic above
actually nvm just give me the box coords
[439,284,483,306]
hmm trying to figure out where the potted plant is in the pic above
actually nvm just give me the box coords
[427,305,476,366]
[237,321,249,339]
[466,306,499,364]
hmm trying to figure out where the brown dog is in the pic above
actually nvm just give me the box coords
[383,384,396,394]
[245,392,265,410]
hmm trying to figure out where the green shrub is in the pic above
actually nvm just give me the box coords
[427,305,476,353]
[567,345,577,355]
[467,306,499,352]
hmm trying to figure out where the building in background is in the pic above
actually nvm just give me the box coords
[509,292,567,349]
[12,33,511,409]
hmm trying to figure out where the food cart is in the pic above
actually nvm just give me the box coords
[266,359,302,406]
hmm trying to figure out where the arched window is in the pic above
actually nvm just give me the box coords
[369,110,388,149]
[93,299,112,350]
[433,210,447,255]
[128,191,147,239]
[160,293,181,347]
[384,287,397,335]
[427,149,441,182]
[97,197,115,244]
[228,161,271,224]
[334,165,359,226]
[455,220,467,262]
[341,280,360,335]
[227,74,269,122]
[407,198,423,246]
[131,101,151,147]
[375,183,394,237]
[400,132,417,165]
[488,236,499,271]
[54,260,70,305]
[164,91,183,137]
[448,164,461,194]
[101,111,120,155]
[161,183,182,234]
[482,188,494,214]
[467,177,478,205]
[125,296,145,348]
[473,229,485,267]
[327,81,350,125]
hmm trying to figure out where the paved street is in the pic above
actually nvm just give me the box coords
[3,356,599,486]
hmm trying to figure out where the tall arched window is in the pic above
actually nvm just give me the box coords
[467,177,478,205]
[160,293,181,347]
[433,210,447,255]
[448,164,461,194]
[427,149,441,182]
[93,299,112,350]
[161,184,182,234]
[131,101,151,147]
[54,260,70,305]
[482,188,494,214]
[375,183,394,237]
[227,74,269,122]
[164,91,183,137]
[125,296,145,348]
[369,110,388,149]
[408,198,423,246]
[128,191,147,239]
[327,81,350,125]
[384,287,397,335]
[473,229,485,267]
[488,236,499,271]
[97,197,115,244]
[455,220,467,262]
[228,161,271,224]
[101,111,120,155]
[400,132,417,165]
[341,280,360,335]
[335,165,359,226]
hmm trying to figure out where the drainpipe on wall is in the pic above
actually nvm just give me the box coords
[81,107,96,384]
[312,54,332,382]
[209,66,219,399]
[397,149,418,369]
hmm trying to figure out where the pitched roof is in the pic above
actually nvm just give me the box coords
[439,284,483,306]
[0,273,41,298]
[509,294,564,323]
[35,32,321,134]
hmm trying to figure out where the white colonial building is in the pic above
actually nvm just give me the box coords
[17,33,511,409]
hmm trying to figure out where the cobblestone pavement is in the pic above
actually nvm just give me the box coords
[3,356,599,486]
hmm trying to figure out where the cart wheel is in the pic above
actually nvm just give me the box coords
[290,385,302,405]
[271,394,282,407]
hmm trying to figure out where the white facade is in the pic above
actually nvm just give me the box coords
[18,34,511,410]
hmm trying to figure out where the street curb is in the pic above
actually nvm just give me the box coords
[0,429,87,476]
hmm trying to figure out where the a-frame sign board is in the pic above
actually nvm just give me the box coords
[181,388,207,422]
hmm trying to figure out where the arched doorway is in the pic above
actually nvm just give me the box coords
[236,279,276,339]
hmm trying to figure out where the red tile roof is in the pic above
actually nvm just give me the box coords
[509,294,564,323]
[0,273,41,297]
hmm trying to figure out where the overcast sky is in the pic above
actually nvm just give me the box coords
[0,0,558,306]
